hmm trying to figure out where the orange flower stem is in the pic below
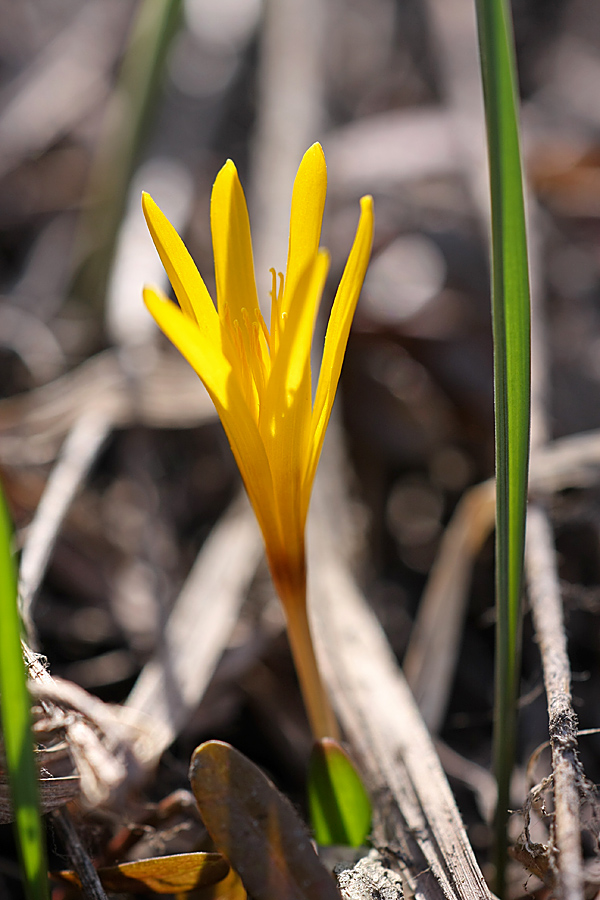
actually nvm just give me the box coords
[283,591,340,742]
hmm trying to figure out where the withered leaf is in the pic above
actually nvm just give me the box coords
[53,851,230,894]
[189,867,247,900]
[189,740,341,900]
[511,841,553,887]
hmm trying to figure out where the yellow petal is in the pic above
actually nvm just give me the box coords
[142,194,221,348]
[144,286,279,548]
[260,252,330,550]
[264,251,329,429]
[305,195,374,513]
[144,285,233,405]
[210,160,259,324]
[281,143,327,317]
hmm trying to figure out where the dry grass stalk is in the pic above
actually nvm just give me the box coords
[524,504,588,900]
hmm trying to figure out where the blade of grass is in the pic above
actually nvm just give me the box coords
[474,0,531,895]
[307,738,372,847]
[72,0,182,309]
[0,484,49,900]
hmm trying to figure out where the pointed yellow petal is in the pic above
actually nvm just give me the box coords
[210,160,259,323]
[142,193,220,348]
[259,253,329,574]
[282,143,327,316]
[305,196,374,511]
[144,285,232,408]
[267,252,329,409]
[262,250,329,452]
[144,286,278,548]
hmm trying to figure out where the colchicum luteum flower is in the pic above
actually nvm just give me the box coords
[143,143,373,740]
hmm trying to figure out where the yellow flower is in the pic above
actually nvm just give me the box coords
[143,143,373,738]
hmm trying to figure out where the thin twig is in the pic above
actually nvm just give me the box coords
[51,807,108,900]
[18,410,113,641]
[525,504,585,900]
[403,480,495,731]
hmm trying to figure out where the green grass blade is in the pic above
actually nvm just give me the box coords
[72,0,182,308]
[474,0,531,894]
[307,739,371,847]
[0,486,49,900]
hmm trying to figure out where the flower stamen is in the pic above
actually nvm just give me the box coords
[269,269,285,356]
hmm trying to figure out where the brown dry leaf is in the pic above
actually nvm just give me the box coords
[53,851,230,895]
[187,868,248,900]
[511,841,553,888]
[190,740,341,900]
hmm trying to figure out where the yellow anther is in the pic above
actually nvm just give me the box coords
[269,268,278,306]
[270,270,285,358]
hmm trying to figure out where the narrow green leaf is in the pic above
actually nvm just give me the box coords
[474,0,531,894]
[72,0,183,307]
[308,739,371,847]
[0,485,49,900]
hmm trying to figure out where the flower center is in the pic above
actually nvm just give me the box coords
[222,269,287,423]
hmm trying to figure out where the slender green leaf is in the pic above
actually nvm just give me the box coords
[0,485,49,900]
[307,738,371,847]
[72,0,182,307]
[474,0,531,894]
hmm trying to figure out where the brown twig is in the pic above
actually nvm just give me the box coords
[403,480,495,731]
[51,807,108,900]
[525,504,585,900]
[18,409,113,642]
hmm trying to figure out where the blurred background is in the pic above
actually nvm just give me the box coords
[2,0,600,896]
